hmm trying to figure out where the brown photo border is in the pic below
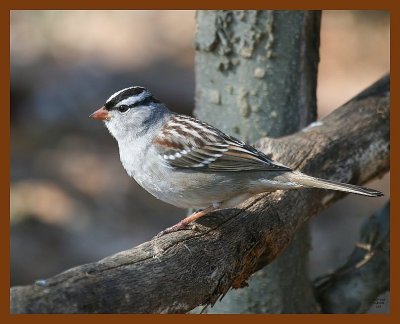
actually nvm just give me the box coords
[2,1,396,323]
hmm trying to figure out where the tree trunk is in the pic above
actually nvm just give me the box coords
[194,10,321,313]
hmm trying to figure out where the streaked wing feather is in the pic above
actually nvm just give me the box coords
[152,114,292,172]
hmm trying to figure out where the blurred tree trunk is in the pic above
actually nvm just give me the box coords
[194,10,321,313]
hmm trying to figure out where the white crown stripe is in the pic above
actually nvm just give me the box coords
[115,93,148,107]
[106,87,134,103]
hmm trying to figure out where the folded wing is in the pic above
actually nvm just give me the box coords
[152,114,291,172]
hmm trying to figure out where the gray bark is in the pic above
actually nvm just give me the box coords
[315,202,390,313]
[10,74,390,314]
[194,10,321,313]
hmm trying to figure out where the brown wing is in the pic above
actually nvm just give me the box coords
[152,114,291,172]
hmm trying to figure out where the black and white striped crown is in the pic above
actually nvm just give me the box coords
[104,86,160,111]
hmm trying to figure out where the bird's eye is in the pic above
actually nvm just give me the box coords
[117,105,129,113]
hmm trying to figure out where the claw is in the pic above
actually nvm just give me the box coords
[155,222,193,238]
[154,204,219,238]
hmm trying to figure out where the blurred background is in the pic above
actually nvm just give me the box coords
[10,10,390,312]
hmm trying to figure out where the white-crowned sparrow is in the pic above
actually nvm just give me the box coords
[90,86,383,235]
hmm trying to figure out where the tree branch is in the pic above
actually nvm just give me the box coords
[10,74,390,314]
[314,201,390,313]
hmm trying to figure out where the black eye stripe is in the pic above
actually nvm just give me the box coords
[110,96,161,113]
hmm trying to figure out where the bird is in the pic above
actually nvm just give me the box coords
[90,86,383,236]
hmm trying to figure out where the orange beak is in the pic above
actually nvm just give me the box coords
[89,106,111,121]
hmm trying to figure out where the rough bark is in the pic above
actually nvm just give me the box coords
[194,10,320,141]
[315,202,390,313]
[10,74,389,314]
[194,9,321,313]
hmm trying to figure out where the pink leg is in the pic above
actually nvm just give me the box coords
[156,205,217,237]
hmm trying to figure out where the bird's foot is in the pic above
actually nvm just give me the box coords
[155,221,194,238]
[154,205,218,238]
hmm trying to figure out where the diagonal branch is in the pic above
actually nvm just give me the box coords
[10,74,390,314]
[314,201,390,313]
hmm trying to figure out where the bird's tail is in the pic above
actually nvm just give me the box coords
[287,171,383,197]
